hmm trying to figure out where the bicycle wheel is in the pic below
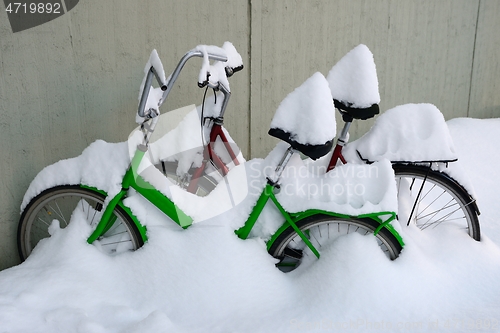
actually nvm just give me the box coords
[18,185,144,261]
[393,164,480,241]
[268,214,402,272]
[155,161,218,196]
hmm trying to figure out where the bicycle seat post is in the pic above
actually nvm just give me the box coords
[337,112,353,146]
[267,146,295,187]
[326,110,353,171]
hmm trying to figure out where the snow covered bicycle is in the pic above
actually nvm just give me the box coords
[321,44,481,241]
[18,65,404,272]
[18,43,244,259]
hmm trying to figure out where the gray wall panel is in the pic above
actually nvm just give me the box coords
[469,0,500,118]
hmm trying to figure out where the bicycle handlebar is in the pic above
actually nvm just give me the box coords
[138,47,230,119]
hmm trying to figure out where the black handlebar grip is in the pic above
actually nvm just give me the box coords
[225,65,244,77]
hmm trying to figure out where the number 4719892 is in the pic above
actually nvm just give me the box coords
[5,2,62,14]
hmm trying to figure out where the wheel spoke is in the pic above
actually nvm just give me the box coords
[36,216,51,227]
[98,238,133,247]
[418,205,467,230]
[310,227,322,249]
[415,188,446,217]
[46,202,67,226]
[283,247,303,260]
[416,198,456,220]
[418,183,437,202]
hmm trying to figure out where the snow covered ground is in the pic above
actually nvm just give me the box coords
[0,117,499,333]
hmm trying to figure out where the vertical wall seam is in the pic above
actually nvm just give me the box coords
[248,0,252,158]
[467,0,481,117]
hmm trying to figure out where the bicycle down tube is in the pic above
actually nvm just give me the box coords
[87,143,193,245]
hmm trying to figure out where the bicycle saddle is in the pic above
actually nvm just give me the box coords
[326,44,381,122]
[334,99,379,121]
[268,127,333,160]
[268,72,336,160]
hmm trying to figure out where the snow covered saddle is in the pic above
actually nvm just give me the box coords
[326,44,381,121]
[268,72,337,160]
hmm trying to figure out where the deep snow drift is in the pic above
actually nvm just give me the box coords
[0,117,499,333]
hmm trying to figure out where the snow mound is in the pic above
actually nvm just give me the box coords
[20,140,130,212]
[277,157,397,217]
[270,72,336,146]
[344,103,458,163]
[8,117,500,333]
[327,44,380,108]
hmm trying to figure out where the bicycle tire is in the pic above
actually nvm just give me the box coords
[268,214,402,272]
[393,164,480,241]
[18,185,144,261]
[155,161,218,196]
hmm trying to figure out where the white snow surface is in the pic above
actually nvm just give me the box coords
[144,49,167,86]
[343,103,458,163]
[276,148,398,218]
[4,117,500,332]
[326,44,381,108]
[270,72,336,145]
[339,103,476,197]
[20,140,130,212]
[220,41,243,71]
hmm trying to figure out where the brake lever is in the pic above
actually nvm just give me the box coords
[198,71,211,88]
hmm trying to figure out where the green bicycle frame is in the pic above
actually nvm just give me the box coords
[87,145,193,244]
[235,183,404,260]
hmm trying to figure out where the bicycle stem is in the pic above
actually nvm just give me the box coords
[140,116,159,147]
[216,82,231,119]
[138,49,227,118]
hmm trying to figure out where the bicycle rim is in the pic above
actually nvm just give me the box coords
[393,164,480,240]
[18,185,143,261]
[268,215,402,273]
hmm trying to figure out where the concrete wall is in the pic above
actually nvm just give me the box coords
[0,0,498,270]
[249,0,499,156]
